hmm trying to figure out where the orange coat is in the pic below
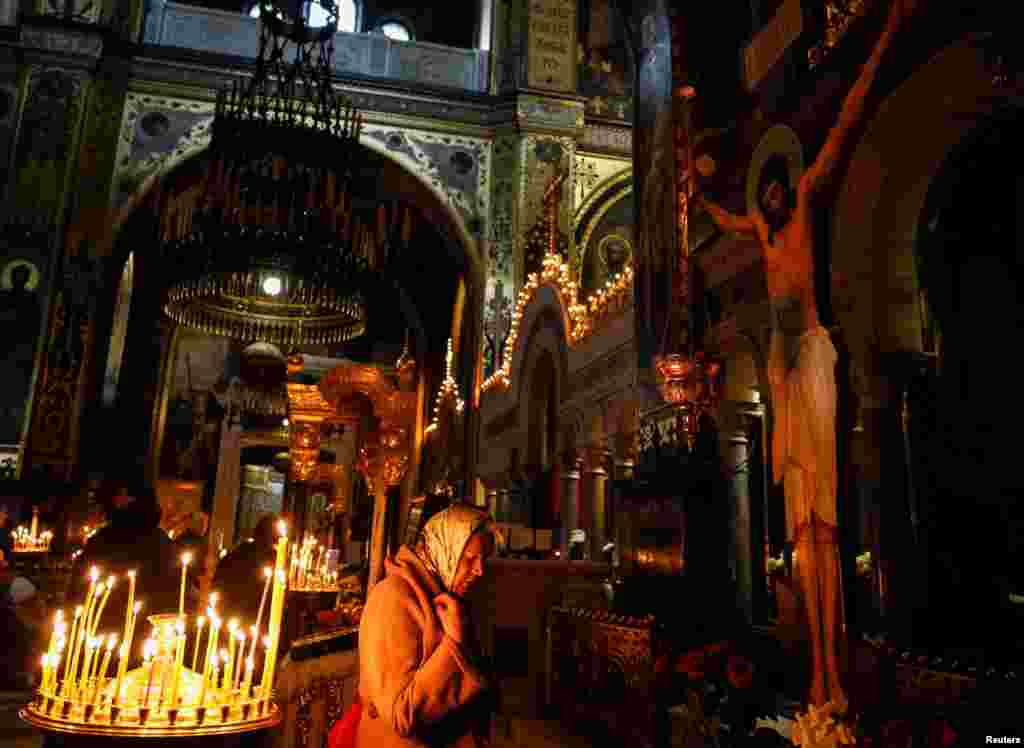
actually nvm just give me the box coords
[357,546,489,748]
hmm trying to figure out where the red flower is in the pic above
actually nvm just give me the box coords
[725,655,754,690]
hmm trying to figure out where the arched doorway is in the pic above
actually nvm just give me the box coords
[914,109,1022,651]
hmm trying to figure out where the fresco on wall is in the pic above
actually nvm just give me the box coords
[0,253,44,444]
[577,0,633,121]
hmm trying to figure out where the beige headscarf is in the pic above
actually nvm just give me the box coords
[412,503,501,591]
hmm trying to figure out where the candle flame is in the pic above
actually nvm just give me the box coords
[134,601,143,613]
[90,567,99,582]
[182,552,192,565]
[220,649,229,662]
[210,592,219,607]
[228,618,238,632]
[176,619,185,635]
[278,520,287,538]
[264,567,272,578]
[128,570,136,579]
[263,636,272,649]
[107,635,118,651]
[74,606,83,618]
[198,615,206,627]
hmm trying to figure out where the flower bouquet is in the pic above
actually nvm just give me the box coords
[658,640,770,747]
[791,699,859,747]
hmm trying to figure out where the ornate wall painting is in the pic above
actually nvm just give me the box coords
[0,255,45,444]
[577,0,634,122]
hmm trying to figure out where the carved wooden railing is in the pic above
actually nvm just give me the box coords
[546,606,657,748]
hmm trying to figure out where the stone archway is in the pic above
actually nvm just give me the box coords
[830,38,1002,397]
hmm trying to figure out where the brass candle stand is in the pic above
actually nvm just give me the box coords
[22,524,294,738]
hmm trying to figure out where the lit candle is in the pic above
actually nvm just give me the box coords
[90,577,116,639]
[113,643,127,706]
[251,568,271,657]
[143,641,156,707]
[46,611,64,660]
[122,571,136,645]
[204,616,222,687]
[192,616,207,672]
[30,507,38,539]
[245,625,259,672]
[241,656,255,700]
[179,553,192,618]
[62,607,83,696]
[168,619,186,709]
[93,635,117,706]
[232,629,246,695]
[79,637,99,698]
[225,620,239,691]
[220,649,231,691]
[261,525,288,697]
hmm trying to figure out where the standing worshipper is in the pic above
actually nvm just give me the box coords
[354,503,501,748]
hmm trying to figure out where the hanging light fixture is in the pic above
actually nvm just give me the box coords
[161,0,390,347]
[653,83,721,420]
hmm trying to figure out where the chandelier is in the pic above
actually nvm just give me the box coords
[161,0,379,347]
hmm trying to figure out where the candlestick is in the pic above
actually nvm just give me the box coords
[179,553,192,618]
[262,526,288,698]
[192,615,207,671]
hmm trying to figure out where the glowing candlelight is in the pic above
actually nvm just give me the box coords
[179,553,192,618]
[225,620,239,691]
[122,571,136,645]
[192,616,207,671]
[30,507,38,539]
[90,577,116,638]
[241,656,255,700]
[204,616,222,686]
[168,619,186,709]
[62,606,83,695]
[93,636,117,706]
[220,649,230,691]
[143,640,156,707]
[232,629,246,695]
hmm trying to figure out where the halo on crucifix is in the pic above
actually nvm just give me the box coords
[1,259,41,291]
[745,124,805,217]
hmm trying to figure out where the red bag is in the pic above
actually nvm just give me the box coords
[328,698,362,748]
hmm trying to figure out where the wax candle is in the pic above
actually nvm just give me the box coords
[168,619,186,709]
[252,568,271,650]
[93,636,117,706]
[46,611,63,658]
[62,607,83,696]
[232,629,246,695]
[261,526,288,697]
[245,625,259,671]
[113,642,127,706]
[143,642,156,707]
[220,650,231,691]
[179,553,192,618]
[90,577,116,638]
[225,620,239,691]
[30,507,38,539]
[241,657,255,700]
[204,616,222,686]
[192,616,206,672]
[122,571,136,645]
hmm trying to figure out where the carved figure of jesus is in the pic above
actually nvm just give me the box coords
[698,0,914,708]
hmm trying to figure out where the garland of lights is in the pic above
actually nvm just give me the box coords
[480,252,633,394]
[425,338,465,437]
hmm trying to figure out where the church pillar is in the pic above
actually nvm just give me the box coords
[718,400,763,624]
[210,418,241,551]
[559,448,581,559]
[585,444,610,562]
[482,0,581,383]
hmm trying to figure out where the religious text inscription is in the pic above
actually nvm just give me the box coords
[527,0,576,93]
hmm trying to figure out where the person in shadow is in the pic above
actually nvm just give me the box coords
[211,513,279,625]
[68,476,180,660]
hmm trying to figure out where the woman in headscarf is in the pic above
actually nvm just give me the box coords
[355,503,500,748]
